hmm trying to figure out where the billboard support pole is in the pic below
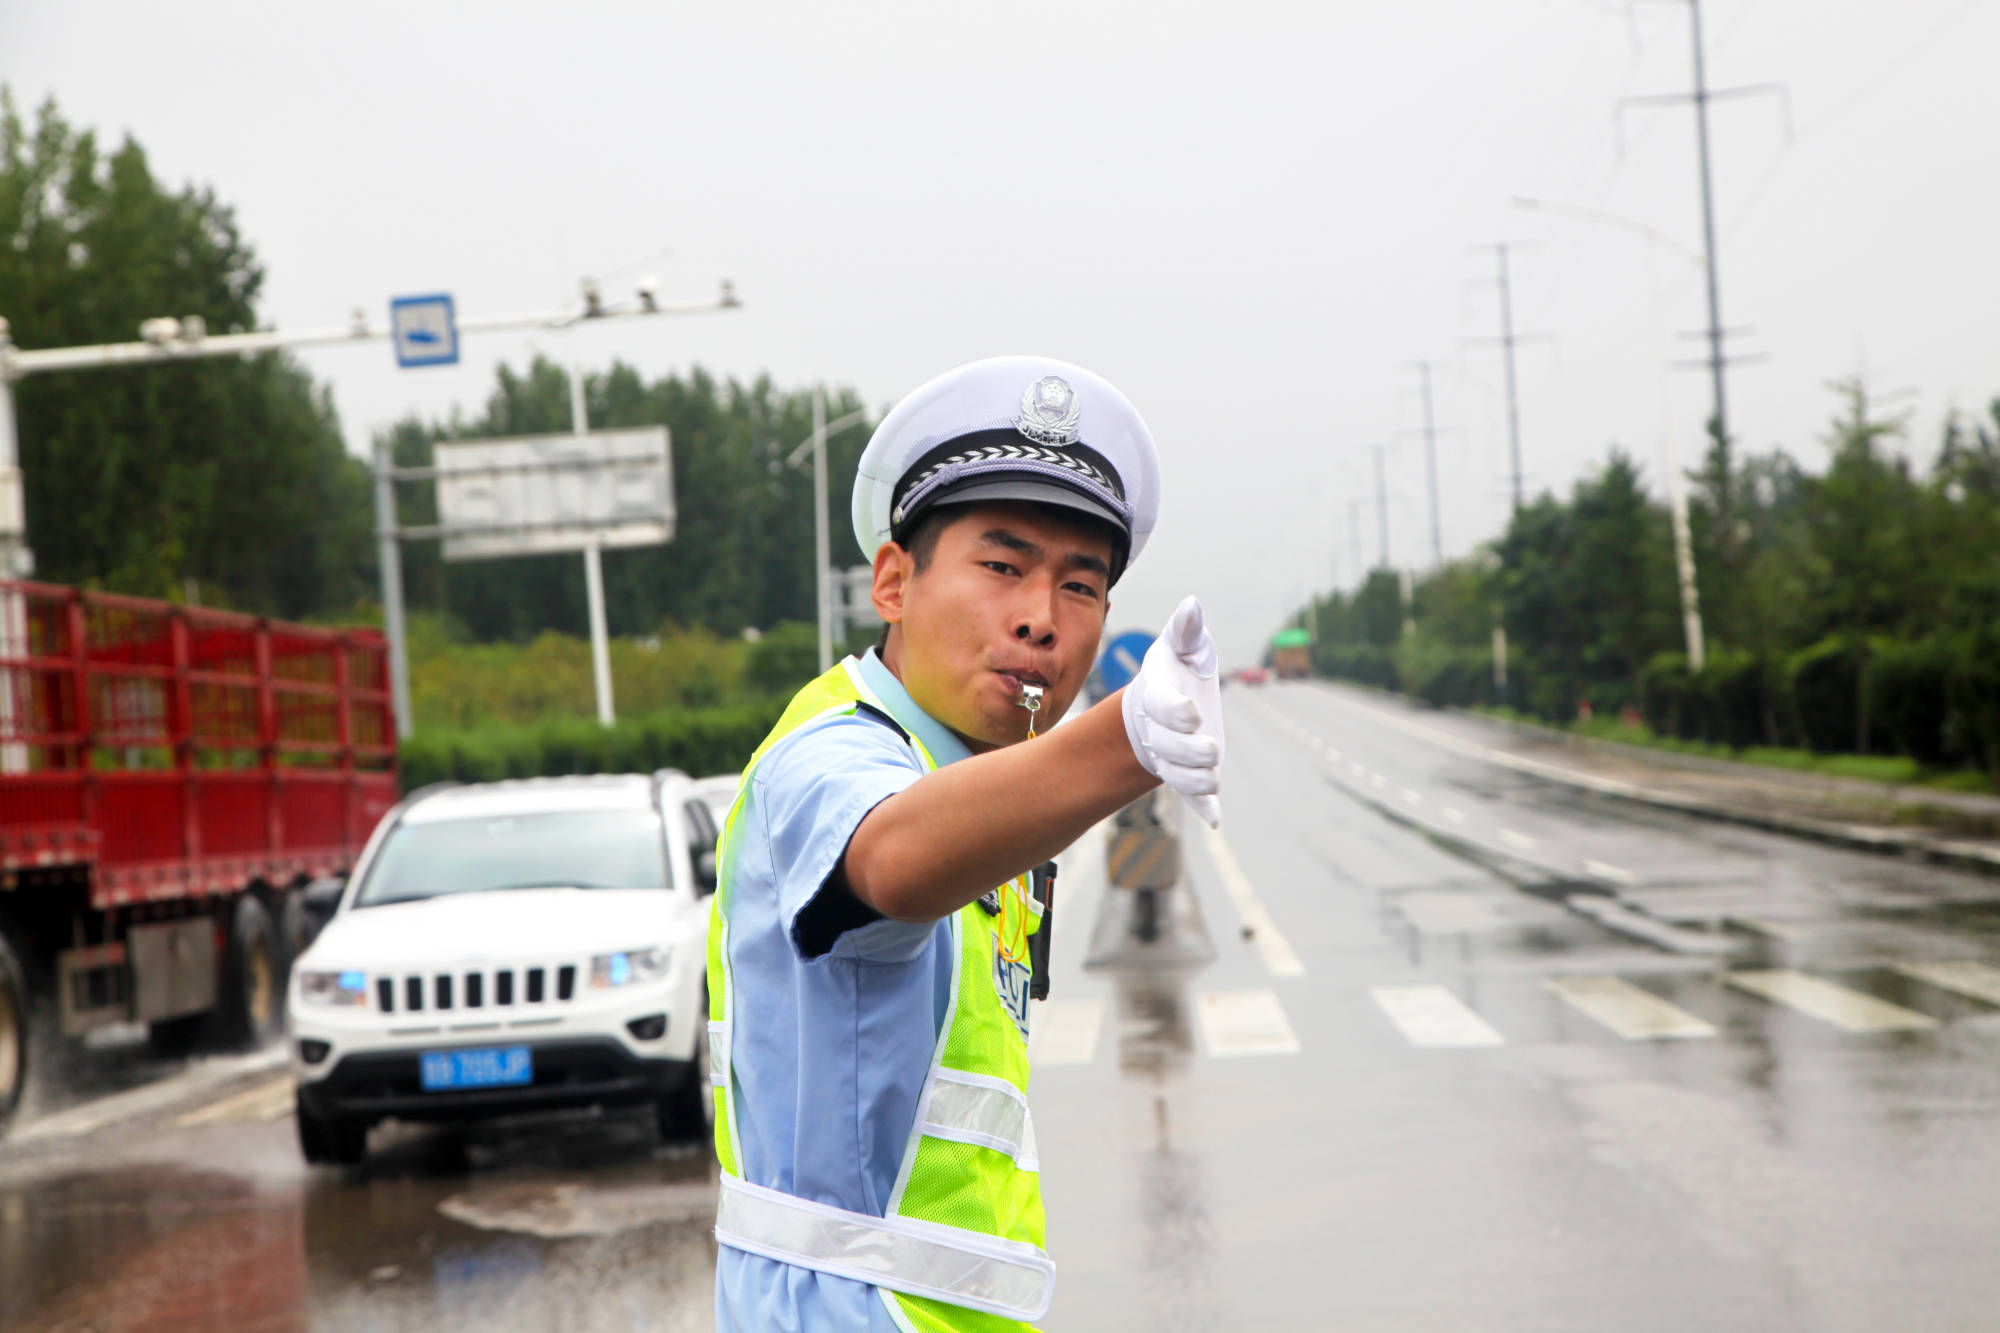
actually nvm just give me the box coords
[569,364,615,726]
[372,437,414,739]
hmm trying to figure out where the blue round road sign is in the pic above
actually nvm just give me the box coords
[1098,630,1154,693]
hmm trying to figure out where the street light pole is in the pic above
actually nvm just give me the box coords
[812,387,833,674]
[0,279,741,739]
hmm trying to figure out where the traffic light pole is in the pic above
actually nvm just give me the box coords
[0,280,741,736]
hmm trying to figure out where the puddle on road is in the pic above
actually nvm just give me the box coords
[0,1112,721,1333]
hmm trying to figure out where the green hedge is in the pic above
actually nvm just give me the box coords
[399,699,787,793]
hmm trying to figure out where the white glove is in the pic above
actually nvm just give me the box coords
[1121,596,1225,828]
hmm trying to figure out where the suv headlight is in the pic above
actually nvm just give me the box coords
[590,947,670,989]
[298,970,370,1008]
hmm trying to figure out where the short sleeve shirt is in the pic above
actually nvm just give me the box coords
[715,650,975,1333]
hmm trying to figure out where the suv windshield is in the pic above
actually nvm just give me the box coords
[354,810,669,907]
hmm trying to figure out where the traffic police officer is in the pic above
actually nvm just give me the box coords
[706,355,1225,1331]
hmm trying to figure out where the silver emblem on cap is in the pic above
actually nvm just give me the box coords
[1014,376,1082,447]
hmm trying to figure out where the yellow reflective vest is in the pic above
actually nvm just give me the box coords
[707,658,1052,1330]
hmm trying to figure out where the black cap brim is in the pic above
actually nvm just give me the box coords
[917,478,1131,580]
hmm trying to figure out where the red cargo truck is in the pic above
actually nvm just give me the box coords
[0,580,397,1135]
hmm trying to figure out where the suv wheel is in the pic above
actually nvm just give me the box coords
[657,996,714,1143]
[296,1088,367,1166]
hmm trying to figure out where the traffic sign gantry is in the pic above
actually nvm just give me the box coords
[1098,630,1154,694]
[389,293,460,367]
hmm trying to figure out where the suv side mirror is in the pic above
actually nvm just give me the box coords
[695,850,719,897]
[303,874,348,919]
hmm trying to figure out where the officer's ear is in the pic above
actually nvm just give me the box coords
[870,540,913,628]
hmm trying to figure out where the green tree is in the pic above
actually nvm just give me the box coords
[0,90,373,612]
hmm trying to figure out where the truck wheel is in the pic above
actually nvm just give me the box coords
[295,1087,367,1166]
[656,995,714,1144]
[0,929,31,1137]
[215,896,284,1049]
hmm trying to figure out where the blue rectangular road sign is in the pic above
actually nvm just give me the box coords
[390,293,460,368]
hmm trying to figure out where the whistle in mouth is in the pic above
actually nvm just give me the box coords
[1017,682,1045,739]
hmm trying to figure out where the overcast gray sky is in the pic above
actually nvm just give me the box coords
[5,0,1995,662]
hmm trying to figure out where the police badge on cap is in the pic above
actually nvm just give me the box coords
[851,355,1165,582]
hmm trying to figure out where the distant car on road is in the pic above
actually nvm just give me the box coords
[286,772,721,1166]
[1235,666,1272,686]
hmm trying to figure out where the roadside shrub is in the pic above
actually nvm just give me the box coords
[1639,653,1694,738]
[398,699,785,793]
[1943,627,2000,788]
[745,621,822,697]
[1866,637,1954,767]
[1788,637,1861,754]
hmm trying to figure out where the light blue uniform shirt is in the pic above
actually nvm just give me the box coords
[716,650,974,1333]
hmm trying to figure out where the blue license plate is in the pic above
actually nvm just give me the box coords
[420,1046,533,1091]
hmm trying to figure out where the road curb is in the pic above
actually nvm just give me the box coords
[1308,683,2000,881]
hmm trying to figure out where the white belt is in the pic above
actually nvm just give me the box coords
[714,1174,1055,1323]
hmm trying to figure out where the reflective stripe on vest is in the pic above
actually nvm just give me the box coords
[708,658,1050,1330]
[715,1175,1055,1324]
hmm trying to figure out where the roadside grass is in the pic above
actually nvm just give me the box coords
[1473,706,1996,795]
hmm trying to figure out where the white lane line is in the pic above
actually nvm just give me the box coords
[1893,960,2000,1009]
[1030,995,1107,1067]
[1401,788,1424,806]
[12,1049,288,1143]
[1324,746,1341,762]
[1544,976,1716,1040]
[1724,970,1939,1032]
[1497,828,1539,852]
[1370,773,1388,790]
[1349,761,1365,778]
[1200,824,1307,977]
[1197,988,1301,1058]
[1583,859,1638,886]
[1440,806,1466,825]
[175,1074,296,1128]
[1369,985,1505,1048]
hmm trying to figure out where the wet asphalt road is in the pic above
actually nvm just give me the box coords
[6,677,2000,1331]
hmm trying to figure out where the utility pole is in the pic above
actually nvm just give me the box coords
[1464,244,1545,514]
[1372,445,1390,569]
[1347,498,1364,583]
[1494,244,1524,513]
[1620,0,1788,464]
[1409,361,1443,566]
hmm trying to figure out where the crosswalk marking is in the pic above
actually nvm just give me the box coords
[1369,984,1505,1048]
[1725,970,1939,1032]
[1892,960,2000,1009]
[1197,988,1301,1058]
[1030,995,1107,1067]
[1544,976,1715,1040]
[1200,824,1306,977]
[1398,892,1508,935]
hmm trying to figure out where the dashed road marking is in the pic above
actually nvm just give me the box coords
[1892,960,2000,1009]
[1583,859,1638,886]
[1200,824,1306,977]
[1497,828,1539,852]
[1370,773,1388,790]
[1725,970,1938,1032]
[1349,761,1365,778]
[1401,788,1424,806]
[1369,984,1505,1048]
[1324,746,1341,761]
[1030,995,1107,1067]
[1544,975,1715,1040]
[1440,806,1466,825]
[1197,988,1301,1058]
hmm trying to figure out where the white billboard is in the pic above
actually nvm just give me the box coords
[435,428,674,561]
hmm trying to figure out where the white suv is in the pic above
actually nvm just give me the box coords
[286,770,724,1166]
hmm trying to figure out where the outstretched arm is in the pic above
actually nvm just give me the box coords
[844,596,1226,924]
[842,689,1155,922]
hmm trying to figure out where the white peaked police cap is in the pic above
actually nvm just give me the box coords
[852,355,1161,583]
